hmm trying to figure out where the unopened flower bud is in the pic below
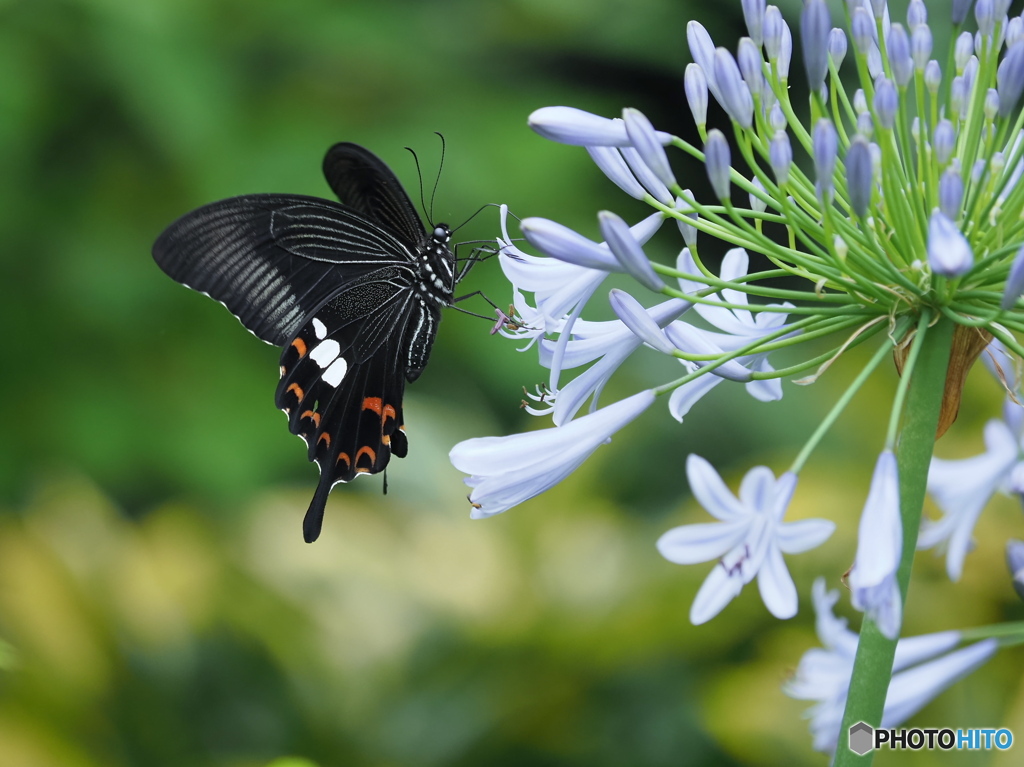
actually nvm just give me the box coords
[742,0,767,47]
[998,41,1024,117]
[857,111,874,137]
[714,48,754,128]
[685,64,709,127]
[925,60,942,93]
[907,0,927,28]
[675,194,698,246]
[952,0,974,25]
[976,0,996,37]
[749,177,768,213]
[939,167,964,219]
[829,28,847,68]
[934,119,957,165]
[705,130,732,199]
[846,137,874,218]
[888,24,913,86]
[623,108,676,189]
[985,89,1001,119]
[852,8,875,55]
[738,37,765,98]
[813,119,838,202]
[874,78,898,129]
[1001,247,1024,310]
[955,31,974,73]
[911,25,932,70]
[854,88,869,114]
[764,5,785,60]
[769,130,792,184]
[801,0,831,91]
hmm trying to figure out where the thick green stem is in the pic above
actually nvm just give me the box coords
[833,316,954,766]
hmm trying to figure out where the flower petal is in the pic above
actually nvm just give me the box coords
[690,563,744,624]
[657,520,750,564]
[757,544,798,618]
[686,454,748,521]
[777,518,835,554]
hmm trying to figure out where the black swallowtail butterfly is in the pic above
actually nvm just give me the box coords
[154,143,463,543]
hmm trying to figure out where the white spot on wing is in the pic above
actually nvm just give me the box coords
[312,317,327,339]
[322,357,348,387]
[310,339,341,367]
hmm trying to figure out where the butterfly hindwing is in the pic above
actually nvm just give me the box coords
[277,272,434,541]
[153,194,418,346]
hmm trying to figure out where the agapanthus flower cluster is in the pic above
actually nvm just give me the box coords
[450,0,1024,755]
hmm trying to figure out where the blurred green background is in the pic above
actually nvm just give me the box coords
[1,0,1021,765]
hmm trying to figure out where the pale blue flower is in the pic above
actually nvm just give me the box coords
[498,208,608,334]
[922,415,1022,580]
[787,579,997,754]
[538,297,690,425]
[927,210,973,277]
[849,450,903,639]
[657,456,834,623]
[666,248,792,421]
[450,390,655,518]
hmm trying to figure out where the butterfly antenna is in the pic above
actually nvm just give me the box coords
[405,146,433,227]
[452,202,503,234]
[430,132,446,225]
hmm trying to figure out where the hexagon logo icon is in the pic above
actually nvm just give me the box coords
[849,721,874,755]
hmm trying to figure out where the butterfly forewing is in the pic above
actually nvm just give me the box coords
[154,144,457,543]
[153,194,418,346]
[322,143,426,249]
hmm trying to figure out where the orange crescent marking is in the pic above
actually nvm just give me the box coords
[318,432,331,447]
[383,404,397,422]
[362,397,383,415]
[337,452,351,468]
[287,383,304,401]
[291,337,307,357]
[355,445,377,466]
[301,410,321,427]
[382,434,391,446]
[356,467,371,474]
